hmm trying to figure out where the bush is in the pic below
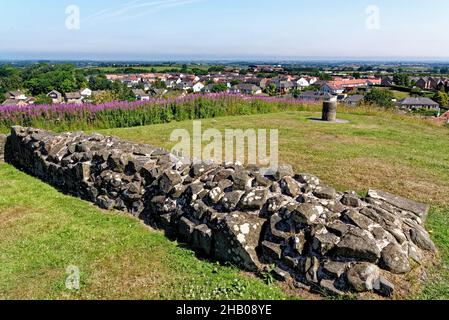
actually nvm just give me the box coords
[0,93,315,133]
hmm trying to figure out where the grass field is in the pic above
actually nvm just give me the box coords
[0,164,288,300]
[1,109,449,299]
[390,90,411,100]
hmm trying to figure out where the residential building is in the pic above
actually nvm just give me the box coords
[298,91,334,102]
[132,89,150,101]
[396,97,440,110]
[150,88,167,97]
[5,90,27,101]
[344,94,365,107]
[47,90,63,104]
[296,78,310,88]
[192,82,205,93]
[321,83,345,95]
[230,84,262,95]
[64,92,83,104]
[80,88,92,97]
[177,81,193,91]
[381,76,394,87]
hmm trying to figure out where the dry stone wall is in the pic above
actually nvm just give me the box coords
[5,126,436,298]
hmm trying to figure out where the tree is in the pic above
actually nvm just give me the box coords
[410,88,424,97]
[92,91,117,104]
[152,78,167,89]
[111,81,135,101]
[34,94,52,105]
[364,89,395,108]
[264,83,277,96]
[211,83,228,93]
[89,75,111,91]
[393,74,410,87]
[433,91,448,107]
[291,88,301,99]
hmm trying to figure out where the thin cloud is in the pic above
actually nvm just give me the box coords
[83,0,143,22]
[114,0,204,22]
[83,0,201,23]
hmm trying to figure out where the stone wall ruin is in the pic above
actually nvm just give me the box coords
[3,126,436,298]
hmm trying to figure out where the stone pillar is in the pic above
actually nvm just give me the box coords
[0,134,7,163]
[322,101,337,122]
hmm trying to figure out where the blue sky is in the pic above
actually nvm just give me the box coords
[1,0,448,60]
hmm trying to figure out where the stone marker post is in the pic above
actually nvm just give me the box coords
[322,100,337,122]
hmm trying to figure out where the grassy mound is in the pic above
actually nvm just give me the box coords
[1,108,448,299]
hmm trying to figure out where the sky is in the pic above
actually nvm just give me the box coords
[1,0,449,61]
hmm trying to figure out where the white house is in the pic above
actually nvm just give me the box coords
[320,83,344,95]
[192,82,205,93]
[296,78,310,88]
[80,88,92,97]
[306,76,318,85]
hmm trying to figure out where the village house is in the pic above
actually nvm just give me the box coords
[80,88,92,98]
[47,90,63,104]
[344,94,365,107]
[321,77,381,95]
[278,81,296,94]
[304,76,318,85]
[192,82,205,93]
[64,92,83,104]
[321,83,345,95]
[4,90,27,101]
[413,77,449,91]
[132,89,150,101]
[164,80,176,88]
[230,83,262,95]
[396,97,440,111]
[296,77,310,88]
[381,76,394,87]
[298,91,334,102]
[149,88,167,97]
[177,81,193,91]
[259,78,271,89]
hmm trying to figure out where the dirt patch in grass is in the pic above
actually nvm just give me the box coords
[79,247,172,300]
[0,206,32,228]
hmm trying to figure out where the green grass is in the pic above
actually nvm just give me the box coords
[2,108,449,299]
[0,164,288,300]
[390,90,411,100]
[98,110,449,299]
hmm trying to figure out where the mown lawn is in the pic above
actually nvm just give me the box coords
[1,109,449,299]
[99,110,449,299]
[0,164,287,300]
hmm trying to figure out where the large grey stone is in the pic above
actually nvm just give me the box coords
[380,243,411,274]
[346,262,380,292]
[335,228,381,263]
[367,189,430,222]
[213,212,264,272]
